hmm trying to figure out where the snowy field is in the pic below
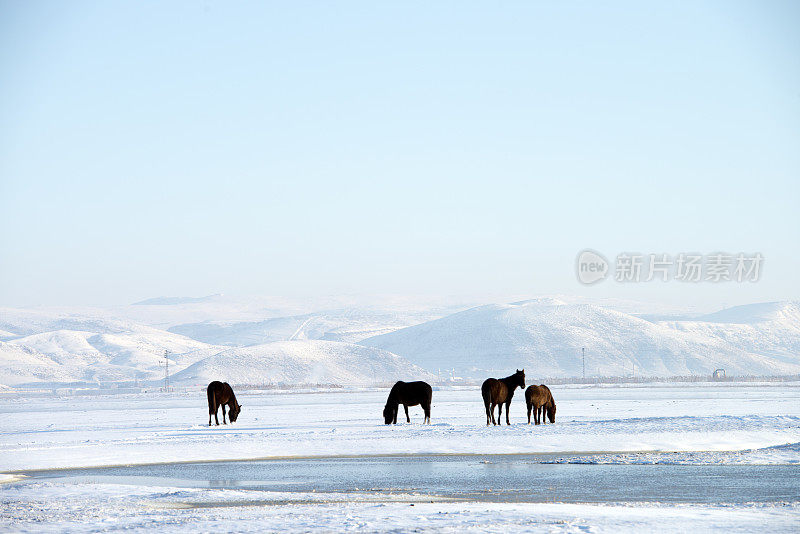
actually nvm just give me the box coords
[2,382,799,532]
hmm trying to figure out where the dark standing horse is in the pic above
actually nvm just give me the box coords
[525,384,556,424]
[207,381,242,426]
[383,381,432,424]
[482,369,525,425]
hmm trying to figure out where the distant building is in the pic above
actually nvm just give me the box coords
[712,368,726,381]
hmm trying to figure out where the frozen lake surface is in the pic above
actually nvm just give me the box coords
[28,454,800,504]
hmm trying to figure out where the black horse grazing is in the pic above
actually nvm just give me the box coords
[526,384,557,425]
[482,369,525,425]
[207,381,242,426]
[383,381,432,424]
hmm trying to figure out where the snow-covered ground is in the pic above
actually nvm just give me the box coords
[2,383,799,471]
[2,383,799,532]
[3,483,797,533]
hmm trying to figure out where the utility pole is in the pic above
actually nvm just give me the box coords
[162,350,170,392]
[582,347,585,380]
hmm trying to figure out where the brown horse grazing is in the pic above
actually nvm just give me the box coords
[383,381,432,424]
[207,381,242,426]
[482,369,525,425]
[526,384,556,425]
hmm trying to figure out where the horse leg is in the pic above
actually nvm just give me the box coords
[393,406,398,424]
[535,404,541,425]
[208,390,216,426]
[527,403,532,424]
[423,403,430,424]
[214,405,219,426]
[505,401,511,425]
[222,404,227,424]
[404,404,410,423]
[497,403,503,426]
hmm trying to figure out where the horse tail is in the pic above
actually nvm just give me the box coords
[207,386,215,414]
[481,381,492,424]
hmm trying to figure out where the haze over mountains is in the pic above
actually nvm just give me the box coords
[0,295,798,387]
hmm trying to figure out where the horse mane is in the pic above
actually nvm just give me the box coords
[225,383,239,407]
[385,381,404,407]
[500,370,524,388]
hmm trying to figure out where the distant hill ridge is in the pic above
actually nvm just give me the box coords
[360,300,800,378]
[132,294,224,306]
[1,298,798,387]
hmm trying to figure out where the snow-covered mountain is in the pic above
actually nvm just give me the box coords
[0,326,220,386]
[360,299,800,379]
[659,302,800,368]
[171,340,433,386]
[1,298,798,387]
[167,306,466,345]
[0,305,434,387]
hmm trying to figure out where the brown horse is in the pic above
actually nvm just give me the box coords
[481,369,525,425]
[383,381,432,424]
[525,384,556,424]
[207,381,242,426]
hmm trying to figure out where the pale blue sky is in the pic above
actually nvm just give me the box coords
[1,1,798,308]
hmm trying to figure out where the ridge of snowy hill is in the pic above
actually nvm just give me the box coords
[0,308,140,338]
[693,301,800,324]
[132,294,224,306]
[167,306,470,345]
[171,340,433,386]
[657,302,800,366]
[117,295,480,330]
[0,326,221,386]
[360,300,800,378]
